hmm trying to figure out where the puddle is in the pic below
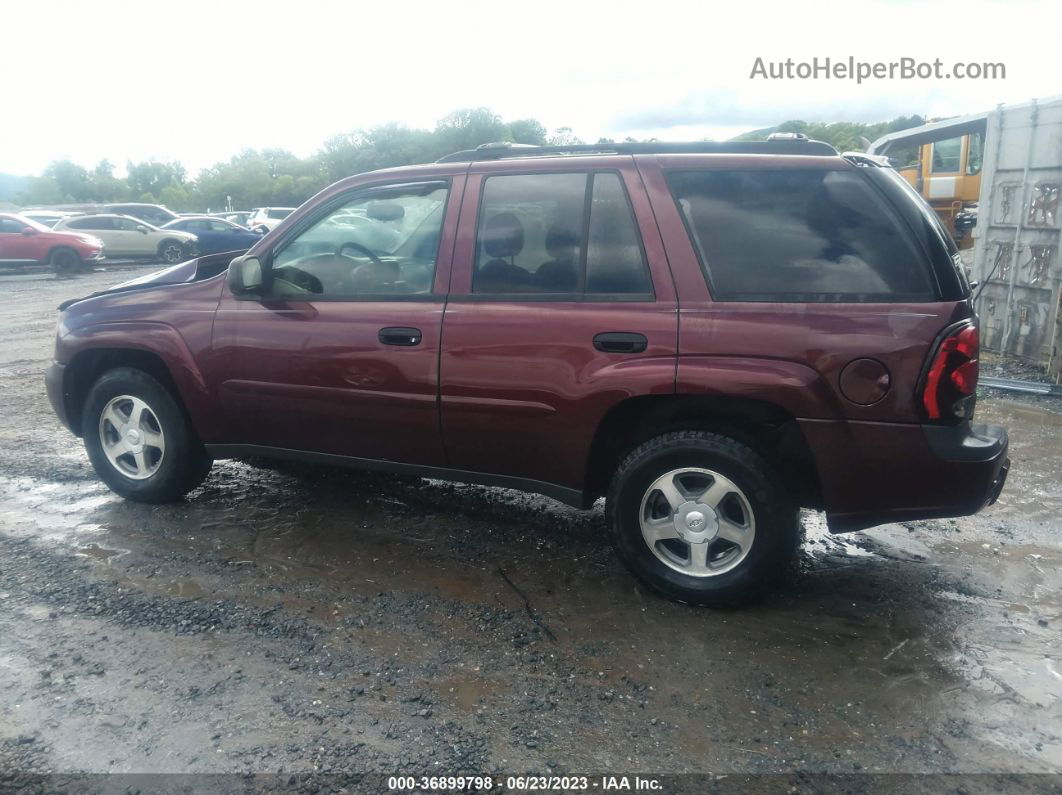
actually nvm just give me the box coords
[431,672,505,712]
[75,543,129,563]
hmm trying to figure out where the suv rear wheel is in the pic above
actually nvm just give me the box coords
[606,430,799,607]
[82,367,212,502]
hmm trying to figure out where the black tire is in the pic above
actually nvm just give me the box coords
[158,239,185,264]
[49,247,81,277]
[82,367,212,503]
[606,430,799,607]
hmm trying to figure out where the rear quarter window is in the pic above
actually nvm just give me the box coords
[667,168,936,302]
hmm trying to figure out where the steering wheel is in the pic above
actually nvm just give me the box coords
[338,241,383,265]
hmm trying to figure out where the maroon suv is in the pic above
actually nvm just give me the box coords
[46,140,1009,605]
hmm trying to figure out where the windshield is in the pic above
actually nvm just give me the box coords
[12,214,51,233]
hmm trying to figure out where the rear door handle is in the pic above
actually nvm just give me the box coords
[593,332,648,354]
[378,326,422,346]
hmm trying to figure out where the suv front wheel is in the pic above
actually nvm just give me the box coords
[606,431,799,607]
[82,367,212,502]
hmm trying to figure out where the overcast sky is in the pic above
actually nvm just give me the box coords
[4,0,1060,176]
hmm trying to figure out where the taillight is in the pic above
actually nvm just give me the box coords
[922,323,979,421]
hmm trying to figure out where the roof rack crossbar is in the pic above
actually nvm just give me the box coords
[436,139,838,163]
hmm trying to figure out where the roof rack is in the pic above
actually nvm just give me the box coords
[436,137,838,163]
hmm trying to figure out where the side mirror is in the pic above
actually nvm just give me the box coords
[227,255,265,297]
[136,225,149,234]
[21,226,38,236]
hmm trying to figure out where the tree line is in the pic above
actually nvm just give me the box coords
[16,109,926,212]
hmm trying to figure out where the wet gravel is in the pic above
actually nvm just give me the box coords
[0,268,1060,791]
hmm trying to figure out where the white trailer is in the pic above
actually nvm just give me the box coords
[870,96,1062,380]
[969,96,1062,378]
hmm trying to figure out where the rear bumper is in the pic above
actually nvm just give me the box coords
[799,418,1010,533]
[45,360,73,432]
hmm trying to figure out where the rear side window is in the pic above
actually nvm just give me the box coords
[667,169,935,302]
[268,209,292,220]
[68,217,114,230]
[473,172,651,297]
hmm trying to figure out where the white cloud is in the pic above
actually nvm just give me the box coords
[4,0,1059,175]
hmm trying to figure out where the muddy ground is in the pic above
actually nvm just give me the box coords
[0,268,1060,790]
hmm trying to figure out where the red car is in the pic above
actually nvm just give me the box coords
[45,140,1009,606]
[0,213,104,273]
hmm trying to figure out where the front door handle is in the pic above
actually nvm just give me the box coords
[378,327,422,346]
[593,332,648,354]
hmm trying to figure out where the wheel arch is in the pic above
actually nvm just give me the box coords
[47,244,78,258]
[62,341,207,438]
[584,394,823,509]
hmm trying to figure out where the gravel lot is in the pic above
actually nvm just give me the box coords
[1,268,1060,791]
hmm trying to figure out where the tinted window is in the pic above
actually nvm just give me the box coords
[270,182,448,298]
[668,169,934,302]
[267,209,292,220]
[0,218,25,233]
[68,217,114,230]
[586,173,650,294]
[473,172,651,297]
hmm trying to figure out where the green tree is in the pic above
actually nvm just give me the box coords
[42,160,92,202]
[17,176,63,205]
[89,160,128,202]
[126,160,187,200]
[434,108,509,154]
[508,119,548,145]
[548,126,583,146]
[158,184,192,212]
[733,115,927,152]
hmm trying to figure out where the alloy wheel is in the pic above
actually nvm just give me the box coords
[638,467,756,576]
[161,244,184,264]
[98,395,166,480]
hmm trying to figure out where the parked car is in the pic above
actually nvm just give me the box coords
[0,212,104,273]
[162,216,261,255]
[54,214,195,264]
[45,140,1009,606]
[19,210,75,228]
[102,203,180,227]
[246,207,294,234]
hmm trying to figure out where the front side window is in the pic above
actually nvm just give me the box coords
[472,172,651,297]
[0,218,24,233]
[668,169,935,302]
[115,217,145,231]
[269,182,449,298]
[931,137,963,173]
